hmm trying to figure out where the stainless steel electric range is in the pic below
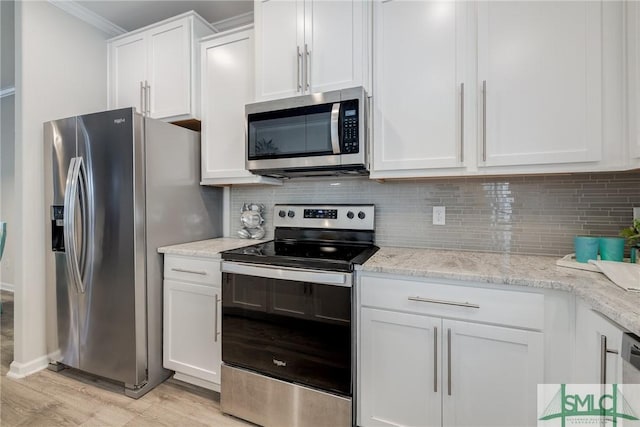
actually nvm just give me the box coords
[220,204,377,427]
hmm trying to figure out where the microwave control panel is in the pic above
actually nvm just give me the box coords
[341,100,359,154]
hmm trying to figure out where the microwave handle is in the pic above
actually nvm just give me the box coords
[330,103,341,154]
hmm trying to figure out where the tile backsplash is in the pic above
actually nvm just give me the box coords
[230,172,640,256]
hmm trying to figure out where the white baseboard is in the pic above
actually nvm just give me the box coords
[0,282,15,292]
[172,372,220,392]
[7,355,49,378]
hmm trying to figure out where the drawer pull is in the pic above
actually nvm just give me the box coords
[408,296,480,309]
[171,267,207,276]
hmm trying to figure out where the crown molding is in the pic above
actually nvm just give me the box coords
[210,11,254,33]
[0,87,15,99]
[48,0,126,37]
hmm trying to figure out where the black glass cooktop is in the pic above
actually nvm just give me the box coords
[221,240,379,272]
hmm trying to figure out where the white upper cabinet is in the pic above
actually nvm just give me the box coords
[628,1,640,163]
[108,12,214,122]
[147,20,191,119]
[200,27,281,186]
[110,34,146,114]
[255,0,303,100]
[372,0,468,178]
[254,0,369,101]
[371,1,630,179]
[477,1,602,168]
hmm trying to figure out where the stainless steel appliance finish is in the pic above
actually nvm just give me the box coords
[221,204,377,427]
[44,108,222,398]
[245,87,369,177]
[221,365,352,427]
[622,333,640,384]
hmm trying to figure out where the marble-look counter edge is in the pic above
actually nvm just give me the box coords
[361,246,640,336]
[158,237,264,258]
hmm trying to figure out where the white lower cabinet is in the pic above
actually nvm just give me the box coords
[163,255,222,391]
[358,275,544,427]
[360,308,441,426]
[573,300,623,385]
[442,320,543,427]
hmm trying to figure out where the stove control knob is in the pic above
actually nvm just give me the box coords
[278,210,286,218]
[347,211,355,219]
[287,210,295,218]
[358,211,366,220]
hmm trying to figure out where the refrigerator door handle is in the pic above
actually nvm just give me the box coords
[63,157,85,294]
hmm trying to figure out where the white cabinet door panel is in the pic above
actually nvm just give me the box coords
[478,1,602,167]
[163,280,220,384]
[148,20,191,119]
[574,301,623,385]
[360,308,441,427]
[373,0,466,173]
[110,35,146,112]
[255,0,304,100]
[306,0,364,93]
[201,30,256,180]
[629,1,640,161]
[442,320,543,427]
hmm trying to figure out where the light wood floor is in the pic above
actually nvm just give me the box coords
[0,291,252,426]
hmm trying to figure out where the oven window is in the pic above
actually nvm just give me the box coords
[222,273,352,396]
[247,104,334,160]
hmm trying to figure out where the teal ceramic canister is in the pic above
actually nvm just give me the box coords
[599,237,625,262]
[574,236,600,263]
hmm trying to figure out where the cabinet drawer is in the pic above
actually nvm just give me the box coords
[163,255,221,286]
[360,276,544,330]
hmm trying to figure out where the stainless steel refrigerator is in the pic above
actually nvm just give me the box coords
[44,107,222,398]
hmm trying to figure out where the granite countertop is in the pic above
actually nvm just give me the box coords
[362,247,640,336]
[158,239,640,335]
[158,237,263,257]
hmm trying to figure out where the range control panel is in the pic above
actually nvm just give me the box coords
[274,204,374,230]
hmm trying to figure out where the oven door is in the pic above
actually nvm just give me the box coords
[221,262,353,396]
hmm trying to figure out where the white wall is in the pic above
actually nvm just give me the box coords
[10,0,108,377]
[1,0,16,291]
[1,95,15,291]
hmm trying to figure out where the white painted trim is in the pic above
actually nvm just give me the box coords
[200,24,254,44]
[210,11,253,33]
[0,282,15,293]
[173,372,220,392]
[48,0,125,37]
[7,354,49,379]
[0,86,15,98]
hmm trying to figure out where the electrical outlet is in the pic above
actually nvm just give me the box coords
[433,206,446,225]
[634,207,640,221]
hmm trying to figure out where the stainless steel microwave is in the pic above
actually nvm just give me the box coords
[245,87,368,178]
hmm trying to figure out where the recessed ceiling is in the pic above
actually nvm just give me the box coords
[76,0,253,32]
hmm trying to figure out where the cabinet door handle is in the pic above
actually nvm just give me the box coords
[482,80,487,162]
[600,334,620,384]
[170,267,207,275]
[296,46,302,92]
[408,296,479,309]
[460,82,465,163]
[304,44,310,92]
[214,293,220,343]
[140,81,145,115]
[434,326,438,393]
[447,328,452,396]
[145,80,151,116]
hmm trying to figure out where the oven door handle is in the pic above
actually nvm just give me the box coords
[222,262,351,286]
